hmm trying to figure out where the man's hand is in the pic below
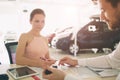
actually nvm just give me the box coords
[42,66,66,80]
[59,57,78,67]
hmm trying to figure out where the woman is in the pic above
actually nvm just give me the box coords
[16,8,55,68]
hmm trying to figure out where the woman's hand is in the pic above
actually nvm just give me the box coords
[46,59,56,66]
[42,66,66,80]
[38,59,48,69]
[40,57,56,67]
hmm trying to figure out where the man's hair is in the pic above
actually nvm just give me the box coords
[106,0,120,8]
[30,8,45,21]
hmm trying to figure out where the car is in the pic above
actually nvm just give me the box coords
[46,33,56,46]
[46,26,73,47]
[53,16,120,55]
[51,26,73,48]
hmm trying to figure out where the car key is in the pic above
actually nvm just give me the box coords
[44,69,52,75]
[44,65,58,75]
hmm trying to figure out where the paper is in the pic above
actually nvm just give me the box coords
[87,66,120,77]
[98,69,119,77]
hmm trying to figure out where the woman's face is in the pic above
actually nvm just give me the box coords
[30,14,45,31]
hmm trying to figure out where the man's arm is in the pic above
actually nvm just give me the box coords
[78,42,120,69]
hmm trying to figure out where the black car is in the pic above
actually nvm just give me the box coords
[54,16,120,55]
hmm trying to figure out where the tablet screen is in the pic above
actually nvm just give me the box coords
[7,66,38,79]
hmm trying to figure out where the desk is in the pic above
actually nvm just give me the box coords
[0,64,116,80]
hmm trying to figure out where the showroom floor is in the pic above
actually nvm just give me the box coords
[48,47,108,61]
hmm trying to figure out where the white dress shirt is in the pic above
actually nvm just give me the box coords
[78,42,120,68]
[64,42,120,80]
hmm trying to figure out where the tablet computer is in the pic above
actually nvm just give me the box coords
[7,66,39,79]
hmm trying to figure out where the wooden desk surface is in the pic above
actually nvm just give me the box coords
[0,64,116,80]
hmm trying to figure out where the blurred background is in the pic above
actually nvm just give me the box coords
[0,0,107,64]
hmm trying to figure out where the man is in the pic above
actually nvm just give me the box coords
[42,0,120,80]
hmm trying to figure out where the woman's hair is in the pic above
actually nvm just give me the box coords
[30,8,45,21]
[106,0,120,8]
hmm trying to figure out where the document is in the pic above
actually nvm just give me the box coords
[87,66,120,77]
